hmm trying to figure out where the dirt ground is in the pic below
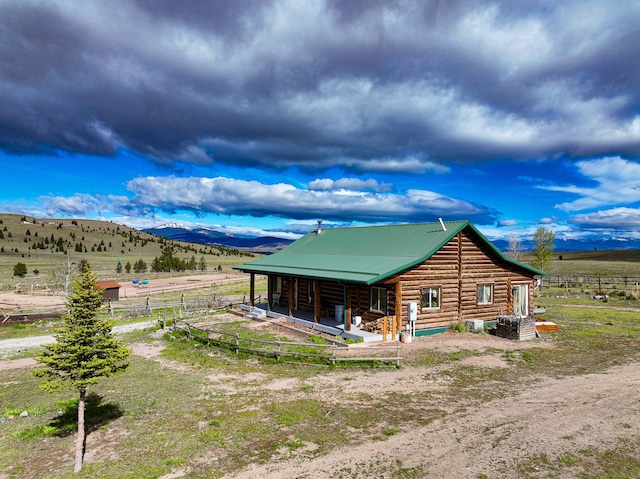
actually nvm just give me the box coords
[2,282,639,479]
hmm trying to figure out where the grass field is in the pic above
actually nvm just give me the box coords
[1,290,639,478]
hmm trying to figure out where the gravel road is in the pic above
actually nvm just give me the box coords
[0,320,158,355]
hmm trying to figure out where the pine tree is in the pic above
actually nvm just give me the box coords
[33,268,130,472]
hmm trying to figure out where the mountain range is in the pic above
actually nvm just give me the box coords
[143,225,293,252]
[145,224,640,254]
[492,237,640,253]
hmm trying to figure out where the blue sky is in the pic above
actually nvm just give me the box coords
[1,0,640,243]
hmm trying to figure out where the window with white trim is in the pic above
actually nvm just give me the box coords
[370,286,387,313]
[477,284,493,305]
[421,287,440,310]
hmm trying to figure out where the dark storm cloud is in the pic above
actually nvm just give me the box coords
[1,0,639,171]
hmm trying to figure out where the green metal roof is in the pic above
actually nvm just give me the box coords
[234,220,545,284]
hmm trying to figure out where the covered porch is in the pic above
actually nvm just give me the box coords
[241,302,387,343]
[244,272,403,338]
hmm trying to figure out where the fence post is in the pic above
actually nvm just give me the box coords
[330,345,336,366]
[275,340,281,361]
[396,347,401,368]
[234,334,239,354]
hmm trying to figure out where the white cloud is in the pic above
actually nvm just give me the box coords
[308,177,392,192]
[541,157,640,211]
[124,175,487,222]
[570,207,640,229]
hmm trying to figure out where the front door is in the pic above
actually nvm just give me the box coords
[512,284,529,317]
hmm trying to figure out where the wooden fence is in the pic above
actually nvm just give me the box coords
[172,319,402,367]
[541,275,640,293]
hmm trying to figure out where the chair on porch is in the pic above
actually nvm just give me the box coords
[272,292,281,306]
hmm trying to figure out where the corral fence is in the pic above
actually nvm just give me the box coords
[171,319,402,367]
[119,276,248,298]
[108,294,246,320]
[540,275,640,294]
[1,309,62,325]
[0,293,245,326]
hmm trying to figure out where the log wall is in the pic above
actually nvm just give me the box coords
[391,230,536,331]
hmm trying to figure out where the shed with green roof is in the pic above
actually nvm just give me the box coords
[235,220,544,336]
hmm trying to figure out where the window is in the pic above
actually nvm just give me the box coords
[370,286,387,312]
[421,287,440,310]
[274,276,282,294]
[477,284,493,305]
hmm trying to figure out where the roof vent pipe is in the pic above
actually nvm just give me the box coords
[316,220,323,234]
[439,218,447,231]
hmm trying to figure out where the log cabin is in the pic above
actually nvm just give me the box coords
[234,220,545,336]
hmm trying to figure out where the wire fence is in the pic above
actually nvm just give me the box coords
[540,275,640,294]
[171,318,402,367]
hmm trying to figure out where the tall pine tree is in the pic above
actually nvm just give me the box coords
[34,268,130,472]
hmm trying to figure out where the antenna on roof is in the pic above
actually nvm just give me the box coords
[439,218,447,231]
[316,220,323,234]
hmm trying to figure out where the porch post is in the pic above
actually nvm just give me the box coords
[395,281,402,333]
[267,275,273,310]
[314,282,321,323]
[249,273,255,307]
[345,285,352,331]
[288,277,295,317]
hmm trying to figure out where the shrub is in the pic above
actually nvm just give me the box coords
[13,262,27,277]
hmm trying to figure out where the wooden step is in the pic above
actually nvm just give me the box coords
[535,321,558,333]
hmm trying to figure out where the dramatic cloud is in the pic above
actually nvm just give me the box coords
[570,207,640,230]
[124,176,491,223]
[1,0,639,174]
[541,157,640,211]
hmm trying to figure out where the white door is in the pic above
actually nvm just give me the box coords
[512,284,529,317]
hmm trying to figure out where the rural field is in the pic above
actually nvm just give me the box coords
[0,278,638,477]
[1,216,639,479]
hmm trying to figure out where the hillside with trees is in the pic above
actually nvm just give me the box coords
[0,213,254,290]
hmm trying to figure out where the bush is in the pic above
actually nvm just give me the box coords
[13,262,27,277]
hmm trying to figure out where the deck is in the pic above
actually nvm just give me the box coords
[241,303,386,343]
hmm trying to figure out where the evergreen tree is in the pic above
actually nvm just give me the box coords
[78,259,91,273]
[33,268,130,472]
[13,262,27,277]
[125,261,132,274]
[133,258,147,274]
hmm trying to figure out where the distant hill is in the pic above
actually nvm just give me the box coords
[0,213,254,284]
[492,237,640,253]
[143,225,293,252]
